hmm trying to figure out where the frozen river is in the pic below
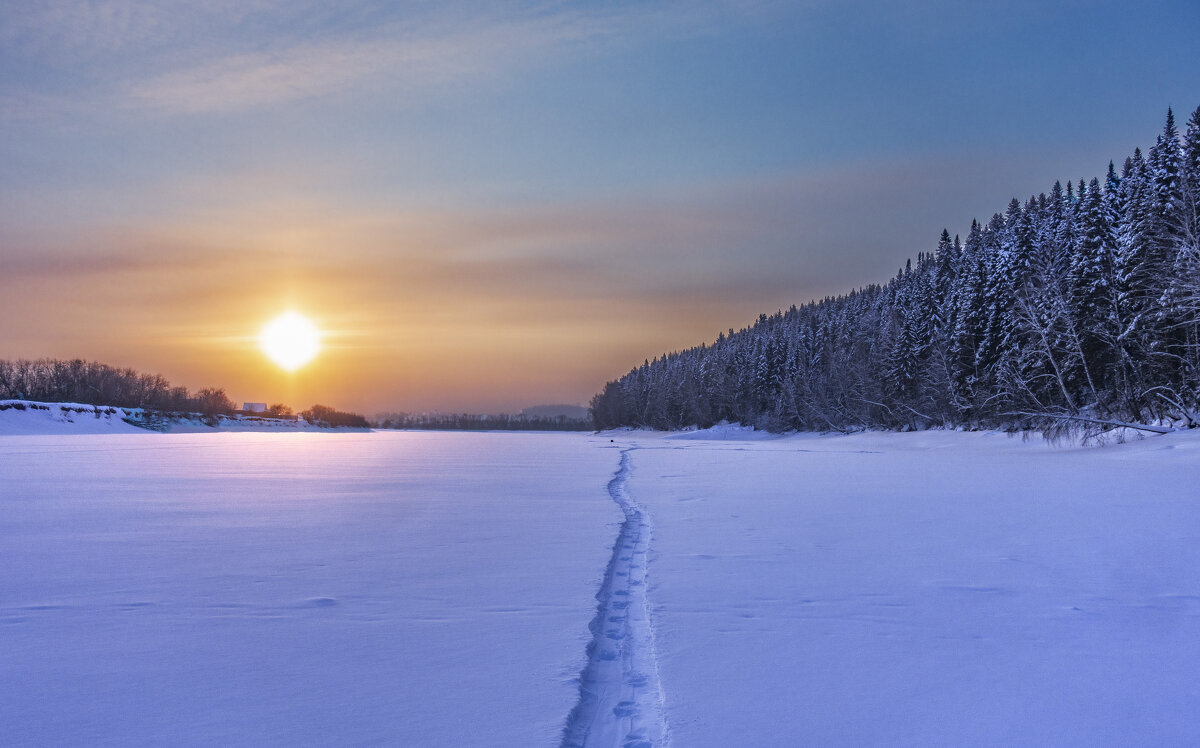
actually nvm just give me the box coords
[3,427,1200,745]
[1,432,619,745]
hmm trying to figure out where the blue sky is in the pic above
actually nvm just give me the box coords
[2,0,1198,412]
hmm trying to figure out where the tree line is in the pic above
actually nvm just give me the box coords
[0,358,368,426]
[591,107,1200,434]
[374,412,592,431]
[0,358,238,414]
[302,404,370,428]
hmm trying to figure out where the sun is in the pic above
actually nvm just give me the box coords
[260,311,321,371]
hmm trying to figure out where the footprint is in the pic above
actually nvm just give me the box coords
[303,597,338,607]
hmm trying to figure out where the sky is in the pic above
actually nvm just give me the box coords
[2,0,1199,415]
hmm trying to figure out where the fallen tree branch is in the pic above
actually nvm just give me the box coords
[1004,411,1175,435]
[1146,387,1197,428]
[854,398,936,423]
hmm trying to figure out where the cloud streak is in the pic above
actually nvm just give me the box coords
[3,147,1063,326]
[124,21,545,114]
[3,1,792,119]
[0,0,288,58]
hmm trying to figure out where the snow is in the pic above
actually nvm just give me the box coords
[154,414,335,433]
[0,431,619,746]
[663,421,781,441]
[562,448,667,747]
[0,400,144,435]
[3,425,1200,745]
[0,400,346,435]
[618,429,1200,745]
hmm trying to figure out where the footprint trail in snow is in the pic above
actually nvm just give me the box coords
[562,447,668,748]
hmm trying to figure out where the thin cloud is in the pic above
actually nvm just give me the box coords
[0,0,281,58]
[123,9,631,115]
[2,1,798,118]
[2,151,1003,318]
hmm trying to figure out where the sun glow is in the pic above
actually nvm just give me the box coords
[260,311,321,371]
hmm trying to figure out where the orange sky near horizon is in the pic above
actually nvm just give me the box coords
[1,206,777,414]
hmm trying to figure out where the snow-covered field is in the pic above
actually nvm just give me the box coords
[638,428,1200,745]
[3,424,1199,745]
[0,431,618,746]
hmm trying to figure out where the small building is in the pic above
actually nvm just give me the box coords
[242,402,267,413]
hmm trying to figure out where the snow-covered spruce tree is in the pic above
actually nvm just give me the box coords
[1164,106,1200,415]
[1067,177,1118,406]
[947,219,989,417]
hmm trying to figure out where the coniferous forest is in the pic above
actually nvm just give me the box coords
[591,107,1200,433]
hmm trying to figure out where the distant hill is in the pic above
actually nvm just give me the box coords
[521,404,589,420]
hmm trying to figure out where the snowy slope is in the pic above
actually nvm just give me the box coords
[0,400,347,435]
[0,400,145,435]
